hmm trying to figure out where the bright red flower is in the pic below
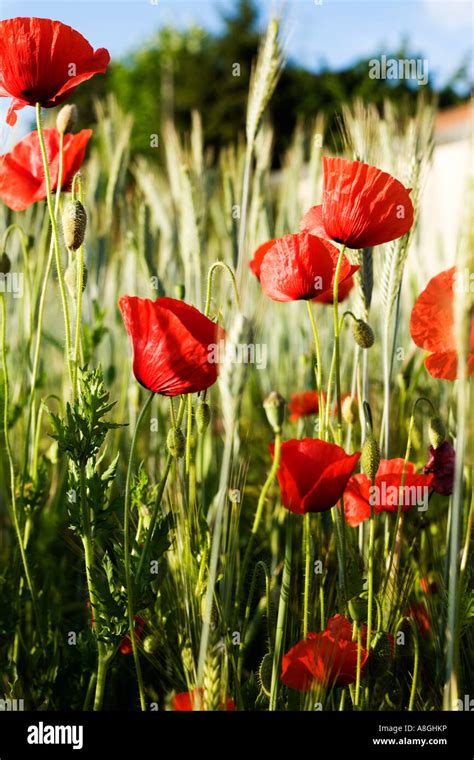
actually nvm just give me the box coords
[343,459,434,528]
[249,238,277,279]
[301,157,414,249]
[0,17,110,125]
[281,617,369,691]
[326,614,395,657]
[288,391,327,422]
[410,267,474,381]
[119,296,225,396]
[0,128,92,211]
[270,438,360,515]
[119,615,146,655]
[172,689,235,711]
[259,232,358,303]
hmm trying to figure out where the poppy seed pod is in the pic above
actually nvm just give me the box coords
[263,391,286,433]
[348,595,368,623]
[428,416,446,450]
[167,427,185,458]
[56,103,78,134]
[62,200,87,251]
[361,434,381,481]
[352,318,375,349]
[342,395,358,425]
[0,251,11,274]
[195,401,211,435]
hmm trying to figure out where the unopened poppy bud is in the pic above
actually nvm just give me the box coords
[258,652,272,698]
[0,251,11,274]
[56,103,78,134]
[342,395,357,425]
[167,427,185,458]
[195,401,211,435]
[352,319,375,348]
[143,634,160,655]
[348,594,368,623]
[428,416,446,449]
[263,391,286,433]
[62,200,87,251]
[64,256,88,299]
[361,434,380,481]
[174,284,185,300]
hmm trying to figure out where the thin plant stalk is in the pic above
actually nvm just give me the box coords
[269,511,293,710]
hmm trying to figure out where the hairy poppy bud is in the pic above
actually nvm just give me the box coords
[0,251,11,274]
[195,401,211,435]
[428,416,446,449]
[348,594,368,623]
[263,391,286,433]
[342,395,357,425]
[167,427,185,458]
[64,256,88,299]
[62,200,87,251]
[352,318,375,348]
[174,284,185,300]
[56,103,78,135]
[258,652,272,698]
[143,634,160,655]
[361,434,380,481]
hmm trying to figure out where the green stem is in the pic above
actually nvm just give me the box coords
[366,475,376,652]
[306,300,324,436]
[204,261,241,316]
[72,177,85,396]
[269,511,293,711]
[35,103,73,387]
[408,619,420,711]
[123,390,154,711]
[302,512,311,638]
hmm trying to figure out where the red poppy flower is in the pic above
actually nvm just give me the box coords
[326,614,395,657]
[119,615,146,655]
[258,232,358,303]
[281,618,369,691]
[288,391,327,422]
[410,267,474,381]
[301,157,414,249]
[0,17,110,126]
[270,438,360,514]
[119,296,225,396]
[0,128,92,211]
[423,441,455,496]
[343,459,434,528]
[249,239,277,279]
[172,689,235,711]
[406,602,431,638]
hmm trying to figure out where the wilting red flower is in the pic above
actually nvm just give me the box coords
[0,129,92,211]
[281,615,369,691]
[288,391,327,422]
[423,441,455,496]
[249,239,277,279]
[270,438,360,514]
[301,157,414,249]
[410,267,474,381]
[343,459,434,528]
[119,296,225,396]
[0,17,110,125]
[172,689,235,711]
[119,616,146,655]
[259,232,358,303]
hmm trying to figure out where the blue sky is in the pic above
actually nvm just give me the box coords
[0,0,472,146]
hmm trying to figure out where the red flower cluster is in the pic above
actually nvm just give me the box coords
[270,438,360,514]
[0,128,92,211]
[301,157,414,249]
[410,267,474,380]
[281,614,369,691]
[119,296,225,396]
[0,17,110,125]
[343,459,434,528]
[172,688,235,711]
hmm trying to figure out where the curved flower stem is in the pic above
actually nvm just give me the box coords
[354,623,362,707]
[366,474,376,654]
[35,103,74,388]
[123,390,154,711]
[72,175,85,397]
[332,245,346,445]
[302,513,311,638]
[269,511,294,711]
[1,294,43,644]
[408,618,420,711]
[204,260,241,316]
[305,300,325,435]
[236,432,282,618]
